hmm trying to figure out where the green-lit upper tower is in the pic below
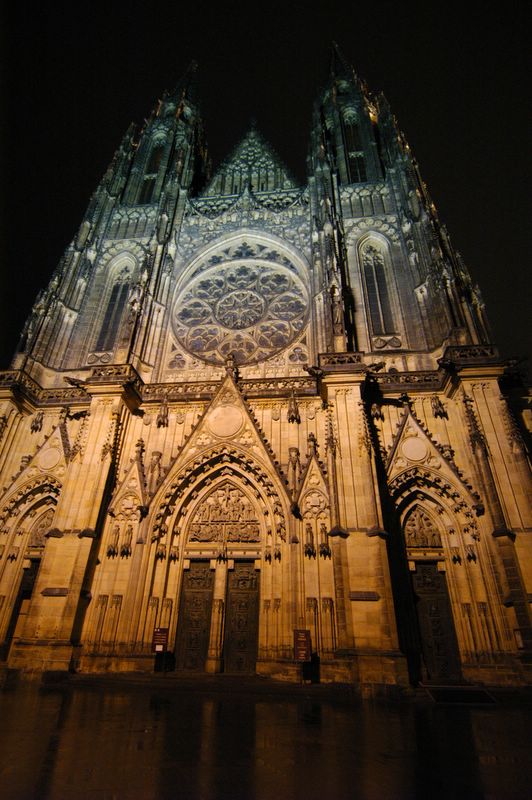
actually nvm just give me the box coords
[11,50,491,384]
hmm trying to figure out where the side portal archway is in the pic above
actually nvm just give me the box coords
[401,504,462,684]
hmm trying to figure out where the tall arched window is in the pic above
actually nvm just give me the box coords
[146,143,164,173]
[361,242,395,335]
[95,272,130,352]
[344,122,366,182]
[138,179,155,205]
[137,142,165,205]
[342,111,367,184]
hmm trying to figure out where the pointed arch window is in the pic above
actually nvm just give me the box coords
[342,115,366,183]
[146,143,164,174]
[361,242,395,335]
[138,178,155,205]
[95,278,130,352]
[137,142,165,205]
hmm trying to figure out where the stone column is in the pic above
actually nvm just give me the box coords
[324,410,355,652]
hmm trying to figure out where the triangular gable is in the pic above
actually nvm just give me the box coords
[174,374,288,489]
[295,448,330,519]
[15,421,71,485]
[109,444,149,519]
[203,128,296,196]
[386,406,481,508]
[148,374,294,546]
[0,419,69,523]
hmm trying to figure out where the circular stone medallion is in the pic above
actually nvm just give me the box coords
[38,448,61,470]
[208,406,244,438]
[401,437,428,462]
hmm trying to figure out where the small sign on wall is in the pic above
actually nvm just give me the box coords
[152,627,169,653]
[293,629,311,662]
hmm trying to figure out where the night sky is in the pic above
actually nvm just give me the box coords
[1,2,530,370]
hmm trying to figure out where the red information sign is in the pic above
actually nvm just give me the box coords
[152,627,169,653]
[294,629,311,662]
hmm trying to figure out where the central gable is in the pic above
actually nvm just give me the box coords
[203,127,297,196]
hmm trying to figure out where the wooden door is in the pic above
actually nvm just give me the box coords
[223,561,259,674]
[175,561,214,671]
[412,562,462,683]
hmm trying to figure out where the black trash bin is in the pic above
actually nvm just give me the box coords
[302,652,320,683]
[154,651,175,672]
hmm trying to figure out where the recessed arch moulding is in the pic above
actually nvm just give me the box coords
[80,381,300,672]
[149,443,290,562]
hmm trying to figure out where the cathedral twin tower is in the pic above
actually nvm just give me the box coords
[0,54,530,690]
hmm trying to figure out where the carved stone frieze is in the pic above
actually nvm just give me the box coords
[441,344,500,366]
[318,352,363,369]
[0,370,88,407]
[374,371,442,390]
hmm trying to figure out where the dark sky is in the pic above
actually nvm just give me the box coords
[1,1,530,369]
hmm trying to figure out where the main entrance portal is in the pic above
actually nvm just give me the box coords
[175,560,259,674]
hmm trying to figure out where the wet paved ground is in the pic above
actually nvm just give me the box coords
[0,674,530,800]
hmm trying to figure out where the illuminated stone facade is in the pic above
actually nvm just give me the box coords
[1,56,530,690]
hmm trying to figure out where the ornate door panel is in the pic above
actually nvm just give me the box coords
[223,562,259,674]
[175,561,214,671]
[412,562,462,683]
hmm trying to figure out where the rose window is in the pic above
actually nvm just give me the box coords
[172,261,308,365]
[215,291,266,329]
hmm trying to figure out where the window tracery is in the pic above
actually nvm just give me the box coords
[172,260,308,365]
[137,142,165,204]
[95,266,132,353]
[344,124,366,182]
[361,241,395,335]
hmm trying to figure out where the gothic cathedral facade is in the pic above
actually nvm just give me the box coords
[1,57,530,691]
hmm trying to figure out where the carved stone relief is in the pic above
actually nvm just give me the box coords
[301,490,328,519]
[188,483,260,543]
[404,507,442,548]
[29,508,54,547]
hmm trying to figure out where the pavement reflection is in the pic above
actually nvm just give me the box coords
[0,677,530,799]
